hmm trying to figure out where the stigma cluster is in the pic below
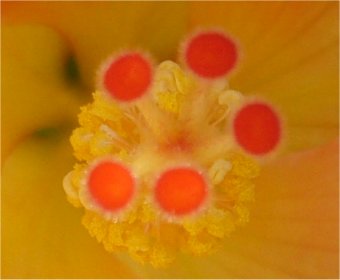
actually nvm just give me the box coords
[63,30,281,266]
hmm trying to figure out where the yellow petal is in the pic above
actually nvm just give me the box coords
[1,24,82,160]
[1,134,137,278]
[2,2,188,89]
[126,139,338,278]
[188,2,339,152]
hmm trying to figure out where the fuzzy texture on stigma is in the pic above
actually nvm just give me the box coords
[63,61,259,267]
[100,52,153,102]
[154,166,208,216]
[87,159,136,212]
[183,31,238,78]
[233,102,281,155]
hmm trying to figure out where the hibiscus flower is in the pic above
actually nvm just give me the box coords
[2,2,338,278]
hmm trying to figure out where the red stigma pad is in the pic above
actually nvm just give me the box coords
[103,53,152,102]
[233,102,281,155]
[155,167,208,216]
[88,160,135,211]
[184,31,237,78]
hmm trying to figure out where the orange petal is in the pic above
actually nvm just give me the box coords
[1,135,137,278]
[231,137,339,278]
[128,139,338,278]
[189,2,339,152]
[2,2,188,89]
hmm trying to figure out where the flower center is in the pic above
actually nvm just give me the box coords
[162,130,193,153]
[63,29,281,267]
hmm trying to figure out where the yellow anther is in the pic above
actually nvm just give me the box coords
[152,61,193,114]
[89,91,124,123]
[82,211,108,243]
[205,208,235,238]
[140,202,157,223]
[208,159,232,185]
[185,233,218,256]
[70,127,93,161]
[125,226,151,252]
[104,223,125,250]
[63,171,81,208]
[183,216,206,236]
[218,89,244,107]
[229,153,260,178]
[149,244,175,268]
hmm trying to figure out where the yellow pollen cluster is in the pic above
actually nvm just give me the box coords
[63,61,260,267]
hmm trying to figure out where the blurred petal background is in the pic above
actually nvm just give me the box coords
[1,1,338,278]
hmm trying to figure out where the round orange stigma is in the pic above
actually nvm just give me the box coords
[184,31,237,78]
[103,52,152,102]
[88,160,135,211]
[154,167,208,216]
[233,102,281,155]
